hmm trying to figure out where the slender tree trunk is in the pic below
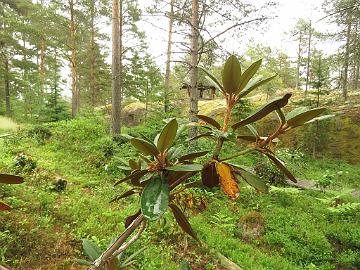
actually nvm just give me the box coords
[353,21,359,91]
[39,38,45,95]
[69,0,79,117]
[111,0,121,135]
[4,58,11,116]
[164,0,174,112]
[53,48,58,109]
[342,12,352,100]
[305,20,312,94]
[188,0,199,139]
[90,2,96,107]
[295,31,302,90]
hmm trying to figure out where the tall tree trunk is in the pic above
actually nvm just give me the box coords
[39,38,45,95]
[295,31,302,90]
[53,48,58,109]
[188,0,199,139]
[353,21,359,91]
[69,0,79,117]
[111,0,122,135]
[39,0,45,95]
[164,0,174,112]
[342,12,352,100]
[4,57,11,116]
[305,20,312,94]
[90,2,96,107]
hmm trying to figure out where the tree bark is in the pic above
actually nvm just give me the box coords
[90,1,96,107]
[188,0,199,139]
[305,20,312,94]
[342,12,352,100]
[164,0,174,113]
[4,57,11,116]
[69,0,79,117]
[353,21,359,91]
[295,31,302,90]
[39,38,45,95]
[111,0,122,135]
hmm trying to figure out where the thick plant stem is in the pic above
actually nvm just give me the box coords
[89,214,145,270]
[212,96,233,160]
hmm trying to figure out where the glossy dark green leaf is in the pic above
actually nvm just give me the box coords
[128,159,139,170]
[222,55,242,94]
[305,114,334,124]
[233,167,268,193]
[180,260,193,270]
[196,115,221,130]
[0,201,11,211]
[82,239,102,261]
[0,174,24,184]
[199,66,225,94]
[178,151,209,162]
[109,189,137,203]
[141,177,170,221]
[263,152,297,183]
[167,146,183,161]
[188,132,214,142]
[165,164,203,172]
[167,171,194,187]
[232,94,292,130]
[237,74,277,98]
[125,210,141,228]
[157,119,178,152]
[246,124,259,137]
[286,107,326,128]
[201,162,219,188]
[131,138,159,157]
[114,170,148,186]
[236,59,262,94]
[169,204,198,241]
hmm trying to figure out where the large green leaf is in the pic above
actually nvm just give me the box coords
[165,164,203,172]
[237,74,277,99]
[131,138,159,157]
[305,114,334,124]
[233,167,268,193]
[114,170,148,186]
[196,115,221,130]
[141,177,170,221]
[236,59,262,94]
[222,55,242,94]
[263,152,297,183]
[0,174,24,184]
[199,66,225,93]
[286,107,326,128]
[178,151,209,162]
[169,204,198,241]
[157,119,178,152]
[188,132,214,141]
[109,189,137,203]
[232,94,292,130]
[82,239,102,262]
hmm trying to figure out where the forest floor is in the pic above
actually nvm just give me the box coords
[1,116,360,270]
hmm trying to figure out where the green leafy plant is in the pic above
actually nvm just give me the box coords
[89,55,332,269]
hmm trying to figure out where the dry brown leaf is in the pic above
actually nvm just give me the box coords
[215,162,240,199]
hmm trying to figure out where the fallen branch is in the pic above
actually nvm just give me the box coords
[89,214,145,270]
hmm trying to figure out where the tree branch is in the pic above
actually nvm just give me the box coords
[88,214,145,270]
